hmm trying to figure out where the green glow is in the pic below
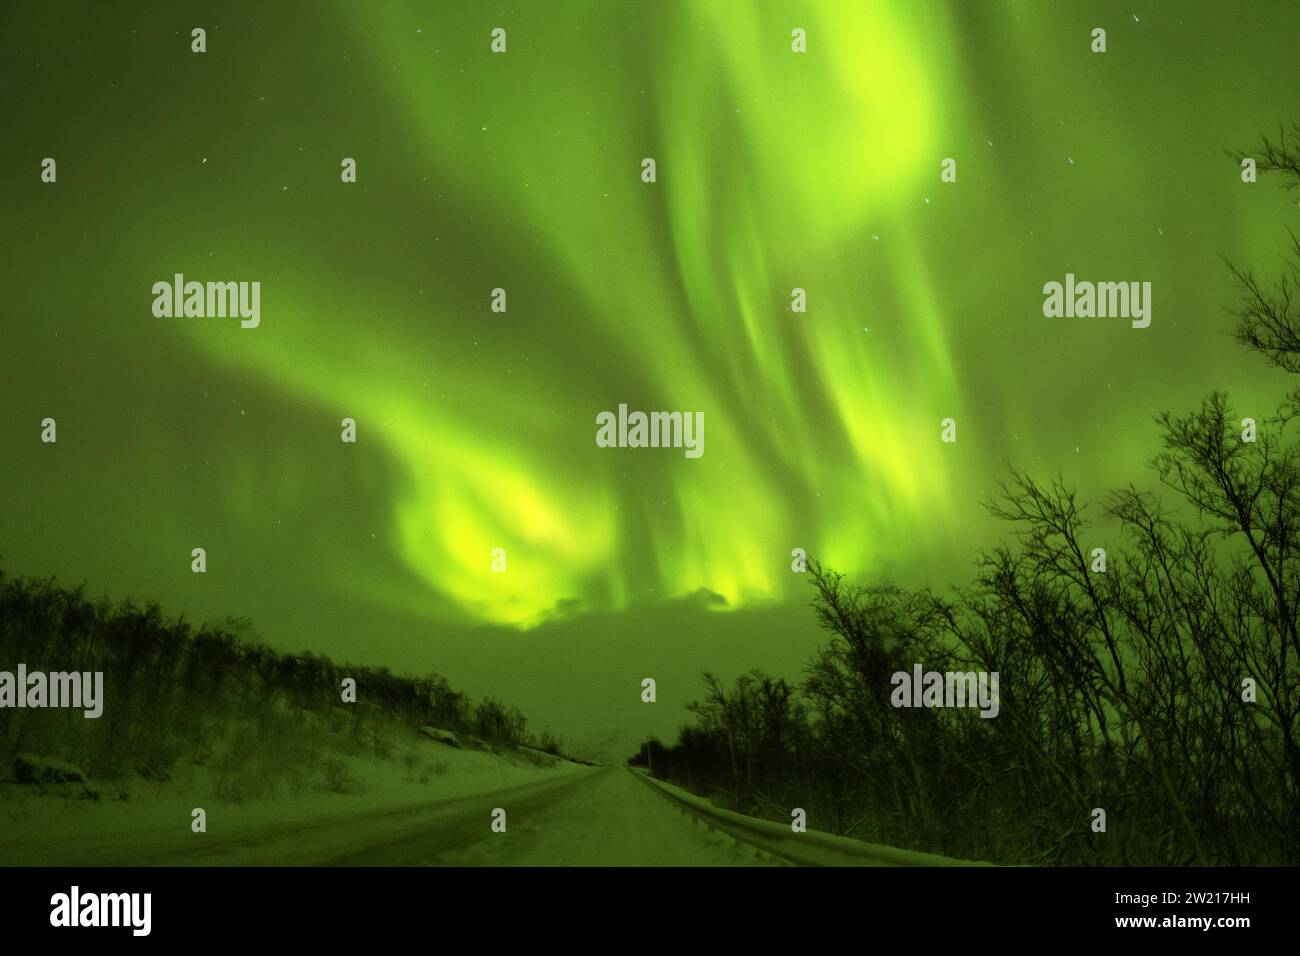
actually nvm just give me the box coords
[4,0,1297,732]
[129,0,966,625]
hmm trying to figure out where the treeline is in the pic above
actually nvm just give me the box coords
[0,570,563,785]
[637,126,1300,866]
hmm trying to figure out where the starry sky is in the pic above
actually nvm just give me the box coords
[2,1,1299,757]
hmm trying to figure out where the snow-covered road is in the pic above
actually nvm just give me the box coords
[8,767,782,866]
[433,766,782,867]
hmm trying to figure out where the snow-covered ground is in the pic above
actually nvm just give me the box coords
[1,760,781,866]
[0,739,592,865]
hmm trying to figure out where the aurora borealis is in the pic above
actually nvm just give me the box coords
[3,1,1299,756]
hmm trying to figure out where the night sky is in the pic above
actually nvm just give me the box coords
[3,1,1299,757]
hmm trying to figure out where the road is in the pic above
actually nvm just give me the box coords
[10,767,783,866]
[428,765,781,867]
